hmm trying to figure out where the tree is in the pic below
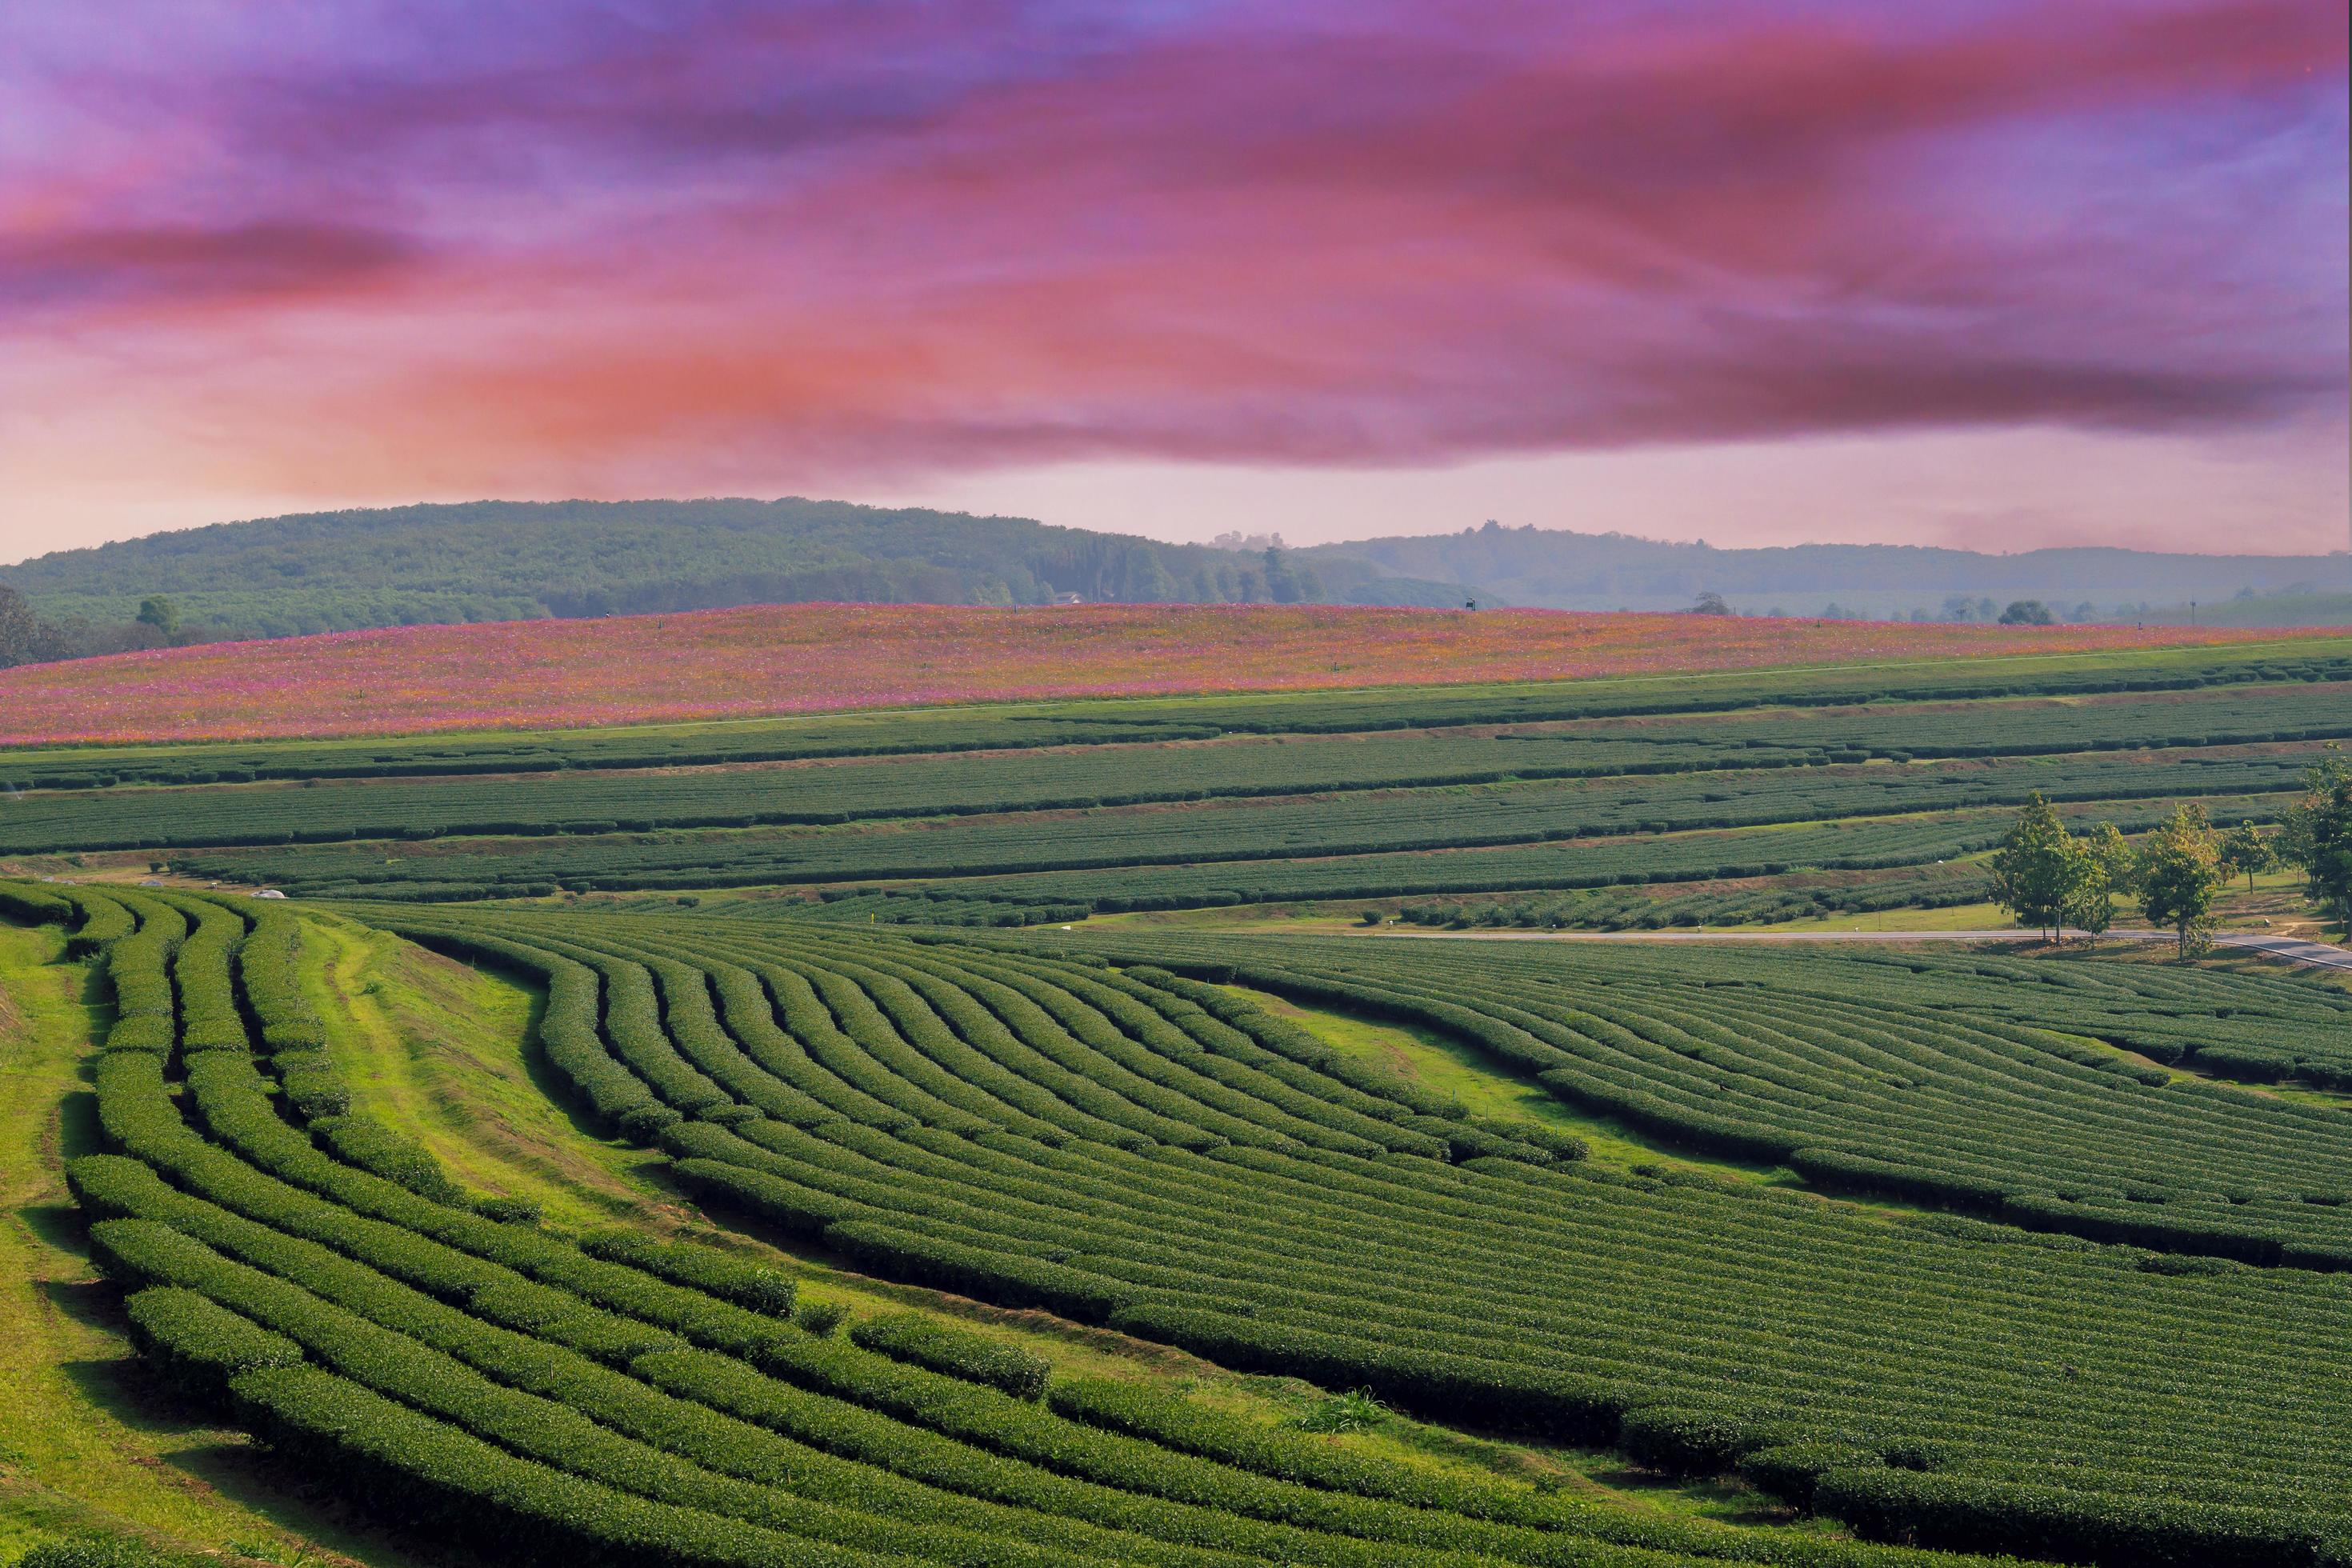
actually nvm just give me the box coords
[2068,821,2134,938]
[0,583,35,667]
[1690,591,1730,616]
[1998,600,2055,626]
[1262,547,1307,605]
[136,594,180,635]
[2064,859,2114,938]
[2084,821,2136,890]
[2137,803,2228,958]
[2218,822,2276,891]
[2279,752,2352,933]
[1989,794,2088,941]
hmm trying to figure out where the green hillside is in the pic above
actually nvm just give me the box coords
[2,498,1474,639]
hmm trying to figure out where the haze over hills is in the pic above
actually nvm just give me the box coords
[1309,522,2352,620]
[4,500,2348,655]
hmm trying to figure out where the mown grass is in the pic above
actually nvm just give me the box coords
[300,916,665,1230]
[1220,987,1797,1182]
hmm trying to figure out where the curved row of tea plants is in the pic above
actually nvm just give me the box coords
[342,903,2352,1566]
[1067,935,2352,1264]
[1390,862,1993,933]
[163,740,2315,901]
[14,882,2014,1568]
[769,794,2282,921]
[9,681,2345,856]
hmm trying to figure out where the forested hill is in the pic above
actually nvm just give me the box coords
[1309,522,2351,620]
[13,499,2345,651]
[3,498,1473,639]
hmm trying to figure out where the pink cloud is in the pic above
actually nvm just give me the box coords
[0,0,2342,546]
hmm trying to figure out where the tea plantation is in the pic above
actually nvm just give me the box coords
[5,641,2351,1568]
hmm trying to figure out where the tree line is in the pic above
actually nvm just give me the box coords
[0,585,205,669]
[1991,751,2352,952]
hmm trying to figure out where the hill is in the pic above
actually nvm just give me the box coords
[2,498,1476,639]
[0,600,2298,746]
[2122,590,2352,629]
[1307,522,2350,619]
[10,501,2346,659]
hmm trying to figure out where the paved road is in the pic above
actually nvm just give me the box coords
[1380,926,2352,973]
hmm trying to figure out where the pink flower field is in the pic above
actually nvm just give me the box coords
[0,602,2307,746]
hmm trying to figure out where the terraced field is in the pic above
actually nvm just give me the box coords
[7,640,2351,1568]
[7,650,2342,914]
[1048,934,2352,1259]
[9,881,2075,1568]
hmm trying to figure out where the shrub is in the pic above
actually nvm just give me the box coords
[794,1298,847,1337]
[1288,1388,1389,1434]
[1737,1443,1882,1510]
[1618,1404,1784,1475]
[18,1538,206,1568]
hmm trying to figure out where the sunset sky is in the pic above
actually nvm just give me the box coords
[3,1,2346,562]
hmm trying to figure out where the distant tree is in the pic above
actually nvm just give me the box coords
[1998,600,2055,626]
[2070,821,2134,938]
[2279,751,2352,933]
[1126,554,1180,603]
[1941,595,1976,622]
[2064,858,2114,938]
[0,583,35,666]
[2082,820,2132,886]
[1690,590,1730,616]
[1990,794,2088,942]
[1262,547,1308,604]
[2218,821,2276,891]
[2072,602,2097,621]
[2137,803,2228,958]
[136,594,180,635]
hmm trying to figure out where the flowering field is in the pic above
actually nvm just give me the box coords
[0,602,2300,746]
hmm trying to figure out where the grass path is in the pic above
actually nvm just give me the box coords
[1227,987,1786,1180]
[302,915,665,1230]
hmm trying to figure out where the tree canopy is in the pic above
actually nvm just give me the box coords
[1989,794,2087,941]
[2282,752,2352,933]
[2138,803,2228,957]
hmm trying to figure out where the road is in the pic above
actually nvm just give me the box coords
[1379,926,2352,973]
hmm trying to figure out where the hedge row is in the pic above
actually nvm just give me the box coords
[100,894,184,1053]
[849,1312,1050,1401]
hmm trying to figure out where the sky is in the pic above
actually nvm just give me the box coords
[2,0,2346,564]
